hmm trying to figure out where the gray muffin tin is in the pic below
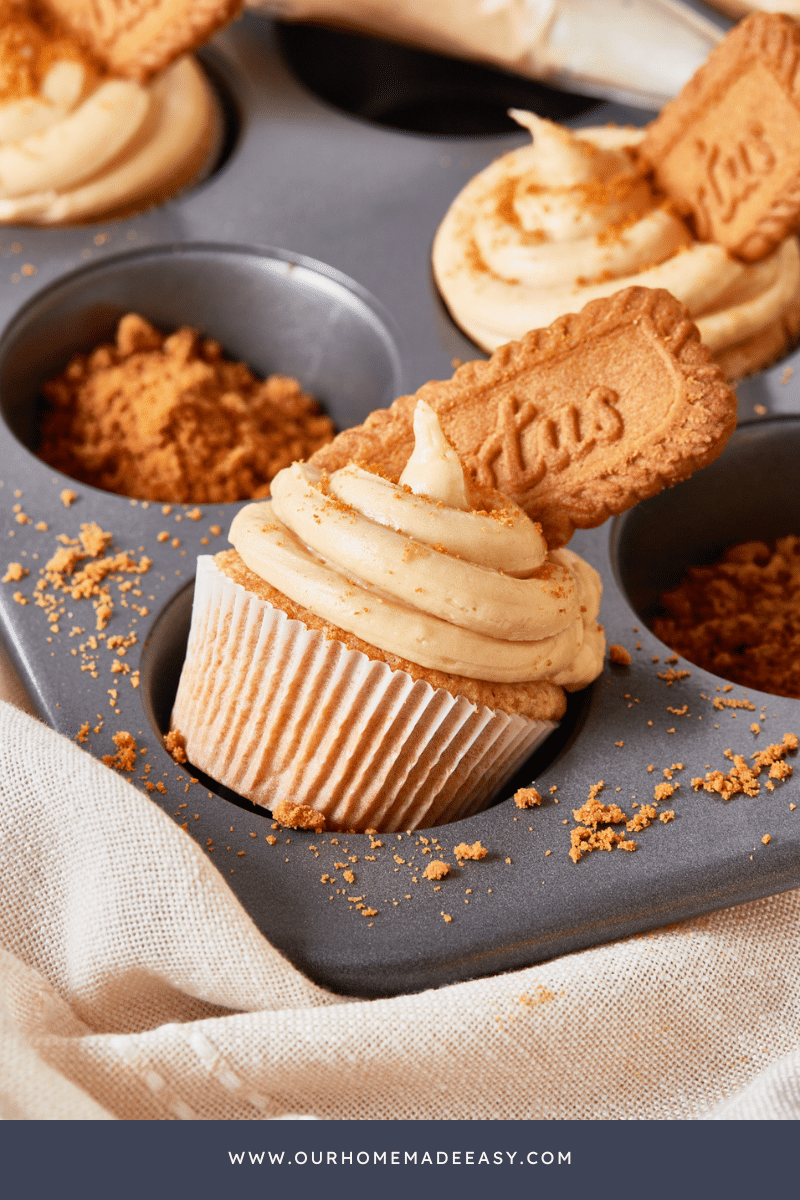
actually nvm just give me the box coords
[0,14,798,999]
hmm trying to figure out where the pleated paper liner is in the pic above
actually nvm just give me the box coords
[171,557,556,832]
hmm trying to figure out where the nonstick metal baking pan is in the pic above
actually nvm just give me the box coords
[0,14,798,997]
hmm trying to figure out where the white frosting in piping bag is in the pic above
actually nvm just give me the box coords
[229,401,604,689]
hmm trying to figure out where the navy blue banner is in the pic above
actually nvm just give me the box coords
[0,1119,792,1200]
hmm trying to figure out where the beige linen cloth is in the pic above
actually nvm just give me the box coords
[1,642,799,1121]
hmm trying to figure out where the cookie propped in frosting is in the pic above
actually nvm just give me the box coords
[310,285,737,549]
[641,12,800,262]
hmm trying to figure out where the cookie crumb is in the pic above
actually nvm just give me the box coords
[514,786,541,809]
[691,734,797,800]
[453,841,487,861]
[423,859,450,880]
[164,728,188,764]
[573,798,626,827]
[655,535,800,698]
[38,314,334,503]
[272,800,325,832]
[609,643,631,666]
[102,730,137,771]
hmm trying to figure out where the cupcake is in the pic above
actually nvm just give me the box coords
[432,110,800,380]
[171,400,604,832]
[0,3,222,224]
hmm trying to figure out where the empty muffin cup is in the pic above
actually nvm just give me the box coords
[276,22,597,136]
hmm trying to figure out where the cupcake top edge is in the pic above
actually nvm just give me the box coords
[228,401,605,689]
[0,3,218,223]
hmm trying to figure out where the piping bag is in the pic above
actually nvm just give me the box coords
[249,0,730,110]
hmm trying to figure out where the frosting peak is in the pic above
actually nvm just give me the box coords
[398,398,470,509]
[508,110,600,187]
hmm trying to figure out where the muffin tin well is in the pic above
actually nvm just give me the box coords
[0,12,799,998]
[140,581,596,820]
[615,418,800,624]
[0,242,403,454]
[275,21,598,135]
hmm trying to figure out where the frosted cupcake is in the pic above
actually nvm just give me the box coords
[433,111,800,380]
[171,401,604,832]
[0,4,221,224]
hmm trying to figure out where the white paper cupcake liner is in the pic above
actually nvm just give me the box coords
[171,557,556,831]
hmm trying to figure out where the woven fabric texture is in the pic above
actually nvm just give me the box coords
[0,694,799,1120]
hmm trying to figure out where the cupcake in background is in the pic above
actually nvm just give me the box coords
[433,110,800,381]
[171,400,604,833]
[0,0,229,224]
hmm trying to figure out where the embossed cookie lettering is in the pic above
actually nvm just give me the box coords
[42,0,242,81]
[642,13,800,261]
[695,122,775,232]
[472,387,624,491]
[311,287,737,549]
[474,395,541,492]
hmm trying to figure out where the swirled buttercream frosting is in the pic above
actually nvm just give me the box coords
[433,111,800,378]
[229,401,604,688]
[0,8,218,224]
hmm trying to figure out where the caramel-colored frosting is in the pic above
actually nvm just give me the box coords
[0,9,214,223]
[432,112,800,364]
[229,401,604,688]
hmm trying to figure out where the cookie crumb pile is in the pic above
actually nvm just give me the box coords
[654,536,800,698]
[691,734,797,800]
[38,314,334,503]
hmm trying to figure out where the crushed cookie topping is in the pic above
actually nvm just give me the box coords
[38,314,334,504]
[655,535,800,698]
